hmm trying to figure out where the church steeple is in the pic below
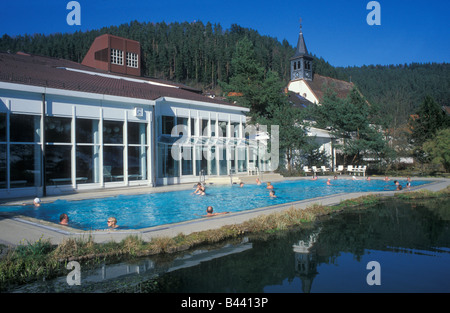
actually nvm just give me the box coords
[290,19,313,81]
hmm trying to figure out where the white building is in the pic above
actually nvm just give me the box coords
[0,35,250,199]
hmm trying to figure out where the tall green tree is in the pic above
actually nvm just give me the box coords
[423,128,450,172]
[313,88,390,165]
[410,95,449,164]
[220,37,289,121]
[410,96,449,146]
[258,102,310,172]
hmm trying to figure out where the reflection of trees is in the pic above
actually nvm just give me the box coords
[316,198,450,260]
[152,198,450,293]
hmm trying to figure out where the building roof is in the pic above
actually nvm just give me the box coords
[287,91,314,109]
[0,51,242,108]
[290,27,313,60]
[443,106,450,116]
[304,74,355,101]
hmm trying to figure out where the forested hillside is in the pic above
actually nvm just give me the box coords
[1,20,448,123]
[334,63,450,128]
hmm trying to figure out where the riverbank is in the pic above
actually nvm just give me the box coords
[1,184,449,291]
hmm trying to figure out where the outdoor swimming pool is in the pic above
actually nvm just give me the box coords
[0,178,432,231]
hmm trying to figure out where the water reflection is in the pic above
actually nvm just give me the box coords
[8,198,450,293]
[293,229,320,293]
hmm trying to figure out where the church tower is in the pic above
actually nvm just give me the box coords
[290,21,313,81]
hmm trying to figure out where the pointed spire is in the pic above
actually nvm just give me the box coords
[292,18,310,58]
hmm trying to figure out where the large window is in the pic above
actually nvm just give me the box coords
[158,144,179,178]
[10,114,41,188]
[232,122,240,138]
[76,119,100,184]
[46,117,71,143]
[10,144,41,187]
[210,119,216,137]
[45,117,72,185]
[46,145,72,185]
[127,122,147,181]
[103,120,123,144]
[103,120,124,182]
[0,113,6,142]
[161,116,175,135]
[219,146,228,175]
[201,119,208,137]
[219,121,227,138]
[0,113,5,189]
[104,146,124,182]
[77,145,99,184]
[237,146,247,173]
[0,144,5,189]
[10,114,41,143]
[181,145,193,176]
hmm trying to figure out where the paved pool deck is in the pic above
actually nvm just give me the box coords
[0,176,449,247]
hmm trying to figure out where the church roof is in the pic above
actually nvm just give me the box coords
[305,74,355,101]
[287,91,314,109]
[290,27,312,60]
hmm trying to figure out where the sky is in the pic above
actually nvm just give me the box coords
[1,0,449,67]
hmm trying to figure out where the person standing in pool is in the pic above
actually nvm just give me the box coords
[193,182,206,195]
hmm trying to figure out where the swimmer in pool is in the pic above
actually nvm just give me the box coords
[266,182,274,189]
[269,190,277,198]
[107,217,119,229]
[406,177,411,189]
[394,180,403,191]
[193,182,206,195]
[59,213,69,225]
[202,206,229,217]
[33,197,41,207]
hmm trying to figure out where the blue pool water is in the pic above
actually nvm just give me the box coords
[0,178,431,230]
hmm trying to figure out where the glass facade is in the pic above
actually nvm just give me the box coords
[157,115,248,180]
[0,112,149,191]
[0,105,247,195]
